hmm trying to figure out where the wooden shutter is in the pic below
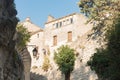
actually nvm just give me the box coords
[53,35,57,46]
[68,31,72,42]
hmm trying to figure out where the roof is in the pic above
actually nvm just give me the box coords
[21,17,43,34]
[45,13,77,24]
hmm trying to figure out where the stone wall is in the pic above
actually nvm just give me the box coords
[30,30,99,80]
[25,13,100,80]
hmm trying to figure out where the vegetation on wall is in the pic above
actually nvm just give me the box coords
[54,45,75,80]
[42,56,51,72]
[16,24,30,47]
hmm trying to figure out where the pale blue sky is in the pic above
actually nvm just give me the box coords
[15,0,80,28]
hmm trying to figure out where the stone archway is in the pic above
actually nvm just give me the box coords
[17,47,31,80]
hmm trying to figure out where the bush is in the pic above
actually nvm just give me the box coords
[42,56,50,71]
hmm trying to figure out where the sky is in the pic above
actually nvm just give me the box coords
[15,0,80,28]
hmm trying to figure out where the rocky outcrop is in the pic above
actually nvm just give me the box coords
[0,48,24,80]
[0,0,24,80]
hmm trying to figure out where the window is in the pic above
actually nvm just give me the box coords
[56,23,58,28]
[63,20,66,25]
[37,34,39,38]
[68,31,72,42]
[60,22,62,27]
[53,35,57,46]
[66,19,69,24]
[67,19,69,21]
[53,24,55,27]
[70,18,73,24]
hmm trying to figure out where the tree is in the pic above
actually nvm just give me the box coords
[54,45,75,80]
[78,0,120,37]
[16,24,30,48]
[87,48,110,79]
[0,0,24,80]
[78,0,120,80]
[87,16,120,80]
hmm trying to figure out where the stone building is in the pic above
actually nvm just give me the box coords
[22,13,98,80]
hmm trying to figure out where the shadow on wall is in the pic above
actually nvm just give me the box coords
[30,72,48,80]
[71,63,98,80]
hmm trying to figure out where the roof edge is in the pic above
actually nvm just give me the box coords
[45,13,78,24]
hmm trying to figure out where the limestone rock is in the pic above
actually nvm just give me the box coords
[0,0,25,80]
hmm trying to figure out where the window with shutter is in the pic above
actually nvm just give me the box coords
[53,35,57,46]
[68,31,72,42]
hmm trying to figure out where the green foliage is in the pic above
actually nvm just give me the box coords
[42,56,50,71]
[87,16,120,80]
[79,1,120,79]
[87,48,110,79]
[78,0,120,19]
[16,24,30,47]
[54,45,75,75]
[78,0,120,37]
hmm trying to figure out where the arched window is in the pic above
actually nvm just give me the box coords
[70,18,73,24]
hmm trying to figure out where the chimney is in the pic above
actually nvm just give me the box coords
[25,17,31,22]
[47,15,55,22]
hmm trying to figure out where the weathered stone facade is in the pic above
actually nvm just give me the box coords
[22,13,99,80]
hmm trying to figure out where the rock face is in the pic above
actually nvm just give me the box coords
[0,48,24,80]
[0,0,24,80]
